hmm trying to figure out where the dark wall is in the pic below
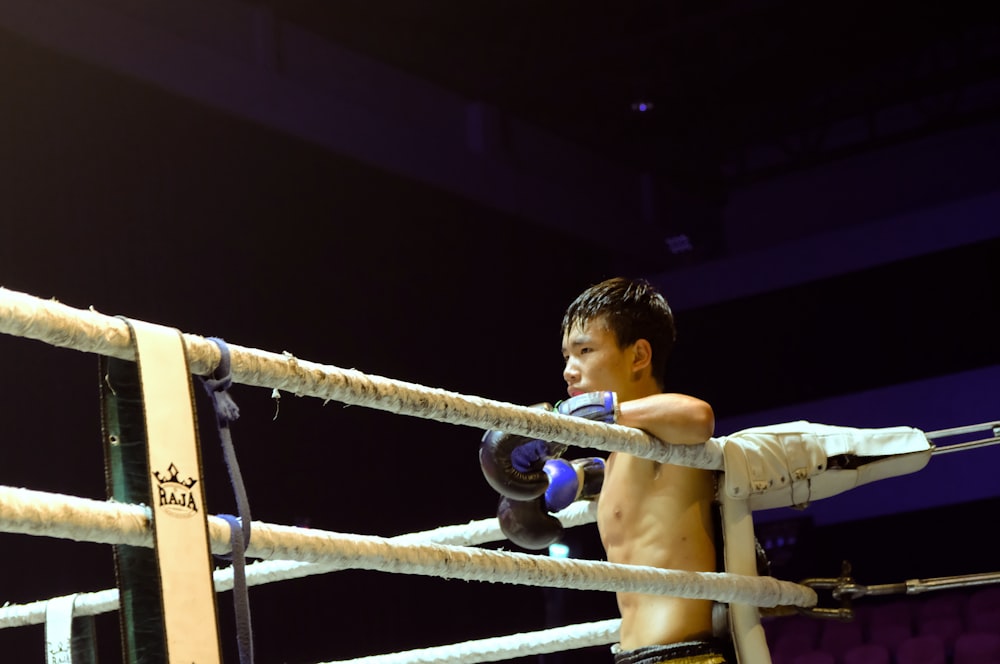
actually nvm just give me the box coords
[668,239,1000,418]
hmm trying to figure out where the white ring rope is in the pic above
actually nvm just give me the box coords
[0,287,722,469]
[0,485,599,559]
[0,490,599,628]
[0,494,618,664]
[0,485,816,614]
[319,619,624,664]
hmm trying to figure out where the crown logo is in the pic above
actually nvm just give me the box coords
[153,463,200,517]
[47,642,71,664]
[154,463,198,489]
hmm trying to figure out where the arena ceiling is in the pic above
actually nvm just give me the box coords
[239,1,1000,279]
[3,0,999,273]
[258,0,1000,184]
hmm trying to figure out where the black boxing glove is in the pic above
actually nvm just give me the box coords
[479,402,568,501]
[497,495,563,550]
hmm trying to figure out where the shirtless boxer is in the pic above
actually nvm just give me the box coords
[481,277,728,663]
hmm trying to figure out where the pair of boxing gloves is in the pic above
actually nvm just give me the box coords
[479,391,617,549]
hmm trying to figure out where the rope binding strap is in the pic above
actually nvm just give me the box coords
[201,337,255,664]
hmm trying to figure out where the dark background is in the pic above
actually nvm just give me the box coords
[1,3,999,662]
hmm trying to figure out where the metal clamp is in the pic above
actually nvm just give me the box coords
[797,561,858,621]
[798,562,1000,623]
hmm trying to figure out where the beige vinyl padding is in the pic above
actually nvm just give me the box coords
[718,421,932,510]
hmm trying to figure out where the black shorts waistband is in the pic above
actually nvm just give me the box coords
[613,640,729,664]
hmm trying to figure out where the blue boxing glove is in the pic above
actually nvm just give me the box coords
[556,391,619,423]
[479,402,569,501]
[497,495,563,550]
[543,457,606,512]
[498,457,606,549]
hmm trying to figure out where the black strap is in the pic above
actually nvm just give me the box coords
[100,354,168,664]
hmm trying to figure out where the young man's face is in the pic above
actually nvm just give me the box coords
[561,317,636,399]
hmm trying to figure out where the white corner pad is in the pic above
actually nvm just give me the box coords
[718,421,932,510]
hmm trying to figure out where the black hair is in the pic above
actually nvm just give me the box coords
[560,277,677,388]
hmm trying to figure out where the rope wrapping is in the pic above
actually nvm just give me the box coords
[0,492,598,628]
[0,287,723,468]
[0,485,816,611]
[319,619,623,664]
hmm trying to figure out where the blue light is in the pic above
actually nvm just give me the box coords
[548,542,570,559]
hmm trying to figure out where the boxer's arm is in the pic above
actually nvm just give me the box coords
[618,393,714,445]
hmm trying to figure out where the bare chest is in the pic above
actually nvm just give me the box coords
[596,453,717,557]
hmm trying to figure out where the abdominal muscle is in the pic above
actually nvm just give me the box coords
[597,452,718,650]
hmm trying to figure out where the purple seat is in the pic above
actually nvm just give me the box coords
[791,650,835,664]
[967,586,1000,633]
[896,634,948,664]
[863,600,914,650]
[968,610,1000,633]
[917,613,963,649]
[967,586,1000,614]
[772,631,819,664]
[954,632,1000,664]
[818,618,864,660]
[768,614,823,646]
[843,643,890,664]
[918,592,968,619]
